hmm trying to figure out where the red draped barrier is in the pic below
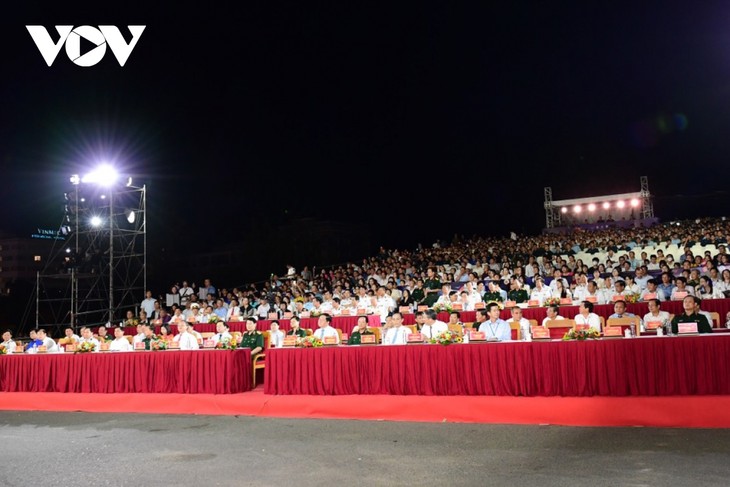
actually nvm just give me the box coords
[264,335,730,396]
[399,299,730,325]
[0,349,251,394]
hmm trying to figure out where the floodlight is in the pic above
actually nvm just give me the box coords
[100,194,106,200]
[616,200,625,209]
[70,175,80,185]
[90,216,103,227]
[602,202,610,209]
[66,248,72,253]
[82,164,118,187]
[587,203,596,212]
[573,205,581,213]
[630,198,639,207]
[561,207,567,214]
[126,209,136,224]
[126,177,133,187]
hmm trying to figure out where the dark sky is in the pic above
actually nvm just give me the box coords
[3,1,730,256]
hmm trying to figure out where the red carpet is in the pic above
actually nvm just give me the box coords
[1,388,730,428]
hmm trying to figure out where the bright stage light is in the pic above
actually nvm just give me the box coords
[616,200,625,209]
[587,203,596,212]
[126,210,136,224]
[573,205,582,213]
[80,198,86,202]
[602,202,610,209]
[82,164,118,187]
[100,194,106,200]
[561,207,568,214]
[70,175,80,185]
[65,248,71,254]
[630,198,639,207]
[90,216,103,227]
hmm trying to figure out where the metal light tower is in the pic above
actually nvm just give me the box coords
[544,187,555,228]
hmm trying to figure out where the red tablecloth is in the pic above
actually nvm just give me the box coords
[0,349,251,394]
[400,299,730,325]
[264,335,730,396]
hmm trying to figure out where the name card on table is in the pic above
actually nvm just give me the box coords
[527,300,540,307]
[282,336,298,347]
[531,326,550,340]
[575,324,590,331]
[283,311,294,319]
[99,342,110,351]
[603,327,623,338]
[65,344,77,352]
[300,311,311,318]
[229,315,241,322]
[38,346,47,353]
[560,298,572,305]
[134,342,146,351]
[399,306,411,314]
[169,341,180,349]
[504,300,517,308]
[645,321,661,330]
[268,312,278,320]
[341,333,348,342]
[203,339,215,348]
[407,333,424,343]
[323,336,338,346]
[452,303,463,311]
[612,295,625,302]
[360,334,376,345]
[678,322,698,334]
[357,308,367,315]
[417,305,429,312]
[673,291,688,301]
[474,302,486,310]
[468,331,486,342]
[340,308,351,316]
[585,296,597,303]
[643,293,656,301]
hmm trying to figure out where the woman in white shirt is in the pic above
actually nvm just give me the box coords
[624,275,641,296]
[716,269,730,295]
[697,276,724,300]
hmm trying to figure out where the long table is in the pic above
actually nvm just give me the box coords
[0,349,251,394]
[264,335,730,396]
[401,299,730,325]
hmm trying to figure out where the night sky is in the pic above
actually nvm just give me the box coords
[3,2,730,272]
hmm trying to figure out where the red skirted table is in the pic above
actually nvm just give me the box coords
[0,349,251,394]
[264,335,730,396]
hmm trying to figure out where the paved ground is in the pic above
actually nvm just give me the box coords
[0,412,729,486]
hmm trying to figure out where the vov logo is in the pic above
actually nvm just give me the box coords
[26,25,146,67]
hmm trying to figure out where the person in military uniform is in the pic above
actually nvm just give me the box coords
[348,315,374,345]
[507,278,529,303]
[286,316,307,338]
[411,279,426,306]
[670,295,712,334]
[483,281,505,303]
[241,317,264,355]
[140,324,159,350]
[423,267,442,307]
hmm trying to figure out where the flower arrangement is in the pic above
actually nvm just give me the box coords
[0,345,6,355]
[124,318,139,328]
[623,293,640,304]
[208,315,220,324]
[150,339,167,351]
[75,341,96,353]
[215,338,239,350]
[296,336,323,348]
[543,297,561,307]
[432,303,453,313]
[429,330,464,346]
[562,328,601,341]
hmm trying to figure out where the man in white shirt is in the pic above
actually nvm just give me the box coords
[78,327,101,352]
[507,306,532,340]
[642,298,671,333]
[640,279,666,302]
[211,321,233,345]
[174,322,200,350]
[541,305,565,327]
[63,327,81,344]
[109,327,133,352]
[256,297,271,319]
[420,309,448,341]
[36,329,58,352]
[383,312,411,345]
[268,321,285,348]
[313,314,340,343]
[574,301,602,332]
[530,276,552,305]
[140,290,157,317]
[1,330,17,353]
[178,281,194,306]
[132,324,145,345]
[476,304,512,341]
